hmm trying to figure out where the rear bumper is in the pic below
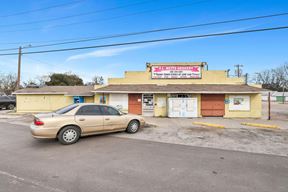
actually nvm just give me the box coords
[30,124,59,139]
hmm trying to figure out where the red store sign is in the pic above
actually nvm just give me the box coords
[151,65,201,79]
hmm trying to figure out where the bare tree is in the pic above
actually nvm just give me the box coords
[86,76,104,85]
[254,63,288,91]
[92,76,104,85]
[23,80,39,88]
[0,73,17,95]
[283,62,288,83]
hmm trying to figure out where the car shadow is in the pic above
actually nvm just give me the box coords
[29,130,126,147]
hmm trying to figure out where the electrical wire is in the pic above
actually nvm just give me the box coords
[0,11,288,52]
[0,0,210,34]
[0,0,155,27]
[0,25,287,56]
[23,12,288,49]
[0,0,85,18]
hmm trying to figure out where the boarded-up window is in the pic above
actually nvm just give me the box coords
[229,95,250,111]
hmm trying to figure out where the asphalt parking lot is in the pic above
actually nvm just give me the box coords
[0,102,287,156]
[0,121,288,192]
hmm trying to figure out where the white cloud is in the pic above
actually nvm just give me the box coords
[65,26,257,62]
[66,46,142,61]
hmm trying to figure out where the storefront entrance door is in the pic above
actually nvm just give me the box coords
[142,94,154,116]
[128,94,142,115]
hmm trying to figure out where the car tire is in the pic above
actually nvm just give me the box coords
[7,104,15,110]
[57,126,81,145]
[126,120,140,133]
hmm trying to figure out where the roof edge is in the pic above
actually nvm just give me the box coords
[13,92,67,95]
[93,91,261,94]
[147,62,205,66]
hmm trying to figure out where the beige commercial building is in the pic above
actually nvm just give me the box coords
[14,86,94,113]
[93,62,263,118]
[14,62,263,118]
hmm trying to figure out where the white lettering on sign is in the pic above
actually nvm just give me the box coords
[151,65,201,79]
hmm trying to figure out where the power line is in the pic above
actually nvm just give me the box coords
[0,47,19,51]
[0,0,210,34]
[22,12,288,49]
[0,25,287,56]
[0,11,288,52]
[0,0,155,28]
[0,0,85,18]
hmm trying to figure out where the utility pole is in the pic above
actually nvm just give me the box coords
[234,64,243,77]
[16,46,22,90]
[283,86,285,104]
[268,92,271,120]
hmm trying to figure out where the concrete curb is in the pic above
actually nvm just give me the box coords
[193,122,225,129]
[241,122,279,129]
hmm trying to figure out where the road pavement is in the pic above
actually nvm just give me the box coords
[0,122,287,192]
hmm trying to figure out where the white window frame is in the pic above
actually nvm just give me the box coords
[229,95,250,111]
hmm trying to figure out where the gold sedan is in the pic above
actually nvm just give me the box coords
[31,103,145,145]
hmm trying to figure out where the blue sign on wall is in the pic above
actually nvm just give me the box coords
[224,99,230,104]
[73,96,84,103]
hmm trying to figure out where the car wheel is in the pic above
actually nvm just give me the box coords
[126,120,140,133]
[57,126,80,145]
[7,104,15,110]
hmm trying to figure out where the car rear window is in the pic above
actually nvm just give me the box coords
[55,104,78,114]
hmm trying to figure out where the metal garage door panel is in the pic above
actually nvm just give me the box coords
[168,98,182,117]
[201,94,225,117]
[168,98,197,118]
[109,94,128,111]
[185,98,198,117]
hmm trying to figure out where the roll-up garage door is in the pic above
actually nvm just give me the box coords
[109,94,128,112]
[168,98,198,117]
[201,94,225,117]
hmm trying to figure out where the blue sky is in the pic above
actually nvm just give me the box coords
[0,0,287,83]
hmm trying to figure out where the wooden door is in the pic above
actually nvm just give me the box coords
[201,94,225,117]
[128,94,142,115]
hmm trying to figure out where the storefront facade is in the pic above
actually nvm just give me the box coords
[14,86,94,113]
[94,62,263,118]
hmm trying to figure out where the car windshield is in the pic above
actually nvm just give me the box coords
[54,104,78,114]
[118,109,126,115]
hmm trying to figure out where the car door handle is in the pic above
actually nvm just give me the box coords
[105,118,110,120]
[79,118,85,121]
